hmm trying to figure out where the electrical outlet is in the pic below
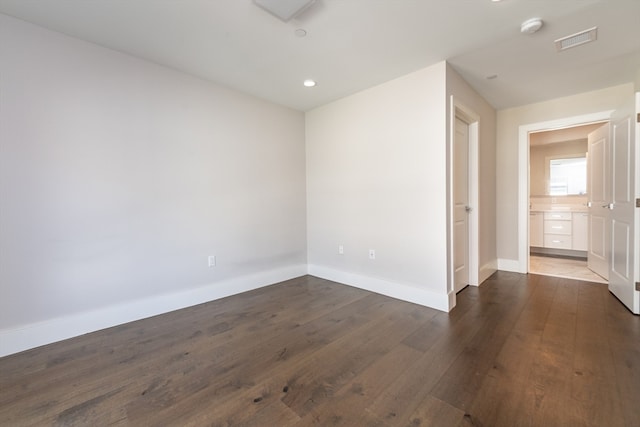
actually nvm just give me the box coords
[369,249,375,260]
[338,245,344,255]
[208,255,216,267]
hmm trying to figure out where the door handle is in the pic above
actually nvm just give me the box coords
[465,206,472,213]
[602,203,614,209]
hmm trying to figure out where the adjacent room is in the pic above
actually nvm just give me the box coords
[528,123,608,283]
[1,0,639,425]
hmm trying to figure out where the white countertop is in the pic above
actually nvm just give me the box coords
[530,204,588,213]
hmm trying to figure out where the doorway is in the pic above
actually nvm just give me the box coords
[518,99,639,315]
[453,116,470,293]
[450,98,480,305]
[517,110,615,277]
[527,122,608,283]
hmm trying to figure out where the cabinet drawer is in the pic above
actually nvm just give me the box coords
[544,211,572,220]
[544,220,571,235]
[544,234,572,249]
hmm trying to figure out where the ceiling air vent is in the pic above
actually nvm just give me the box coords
[555,27,597,52]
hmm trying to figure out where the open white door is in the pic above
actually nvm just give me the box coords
[587,123,610,280]
[608,96,639,314]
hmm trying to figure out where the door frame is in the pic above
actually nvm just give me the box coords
[517,110,615,273]
[449,97,479,300]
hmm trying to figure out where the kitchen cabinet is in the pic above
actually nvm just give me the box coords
[572,212,589,251]
[530,210,588,252]
[530,212,544,247]
[544,211,572,249]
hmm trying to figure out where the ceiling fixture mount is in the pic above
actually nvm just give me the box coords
[303,79,316,87]
[294,28,307,37]
[520,18,543,34]
[555,27,598,52]
[253,0,316,22]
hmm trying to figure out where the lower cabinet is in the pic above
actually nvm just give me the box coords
[572,212,589,251]
[544,212,571,249]
[544,233,572,249]
[530,210,588,252]
[529,212,544,247]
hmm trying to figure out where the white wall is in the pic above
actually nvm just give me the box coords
[446,65,497,285]
[306,62,498,310]
[306,63,450,310]
[0,15,307,355]
[496,83,635,266]
[0,16,499,356]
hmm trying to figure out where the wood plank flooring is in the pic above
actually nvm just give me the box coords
[1,272,639,426]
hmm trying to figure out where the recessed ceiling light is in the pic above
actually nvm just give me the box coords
[303,79,317,87]
[295,28,307,37]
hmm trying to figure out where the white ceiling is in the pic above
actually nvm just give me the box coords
[1,0,639,111]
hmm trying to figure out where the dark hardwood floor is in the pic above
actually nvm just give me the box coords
[1,272,639,426]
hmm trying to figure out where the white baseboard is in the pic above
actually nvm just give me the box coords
[308,264,451,312]
[447,289,457,310]
[479,260,498,285]
[0,264,307,358]
[497,258,524,273]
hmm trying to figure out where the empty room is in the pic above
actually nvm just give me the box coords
[1,1,639,426]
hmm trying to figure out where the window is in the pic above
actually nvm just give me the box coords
[549,156,587,195]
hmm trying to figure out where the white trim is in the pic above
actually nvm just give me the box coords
[518,111,615,274]
[448,289,457,310]
[497,258,522,272]
[635,92,640,313]
[479,260,498,285]
[0,264,307,357]
[468,120,480,286]
[450,97,481,295]
[308,264,452,312]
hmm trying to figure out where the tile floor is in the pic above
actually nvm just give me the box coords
[529,254,607,284]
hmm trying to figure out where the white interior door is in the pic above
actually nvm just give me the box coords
[608,101,638,314]
[587,123,610,280]
[453,117,469,293]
